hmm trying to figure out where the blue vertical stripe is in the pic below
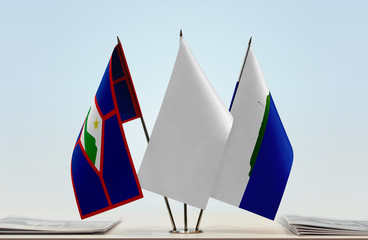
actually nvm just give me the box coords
[102,115,141,204]
[229,82,239,111]
[114,80,138,122]
[71,144,109,216]
[111,48,125,81]
[239,94,293,220]
[96,63,115,116]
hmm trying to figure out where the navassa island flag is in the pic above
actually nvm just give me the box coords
[71,40,143,219]
[211,46,293,220]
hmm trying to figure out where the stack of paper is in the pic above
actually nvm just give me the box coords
[0,217,119,234]
[280,215,368,236]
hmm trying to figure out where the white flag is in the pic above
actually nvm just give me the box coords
[138,37,232,209]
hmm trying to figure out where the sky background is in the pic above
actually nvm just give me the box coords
[0,0,368,224]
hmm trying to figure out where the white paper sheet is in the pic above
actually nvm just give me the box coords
[0,216,119,234]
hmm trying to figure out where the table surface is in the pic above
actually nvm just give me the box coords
[0,213,367,240]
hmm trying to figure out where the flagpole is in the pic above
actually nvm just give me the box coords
[179,29,204,234]
[179,29,190,233]
[164,195,177,231]
[229,36,252,111]
[140,115,177,231]
[184,203,188,232]
[238,36,252,84]
[116,36,177,232]
[195,209,203,231]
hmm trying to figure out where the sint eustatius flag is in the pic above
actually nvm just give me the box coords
[71,41,143,219]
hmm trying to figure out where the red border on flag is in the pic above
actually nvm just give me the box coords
[71,43,144,219]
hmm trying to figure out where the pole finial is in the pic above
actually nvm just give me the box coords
[248,36,252,46]
[117,36,121,44]
[180,29,183,37]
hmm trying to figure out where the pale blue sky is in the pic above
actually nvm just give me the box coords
[0,0,368,221]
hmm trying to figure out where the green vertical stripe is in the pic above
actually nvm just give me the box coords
[249,94,270,177]
[84,108,98,165]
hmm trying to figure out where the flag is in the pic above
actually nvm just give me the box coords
[71,40,143,219]
[211,47,293,220]
[138,36,232,209]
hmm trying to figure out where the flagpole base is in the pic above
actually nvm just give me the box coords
[169,229,203,234]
